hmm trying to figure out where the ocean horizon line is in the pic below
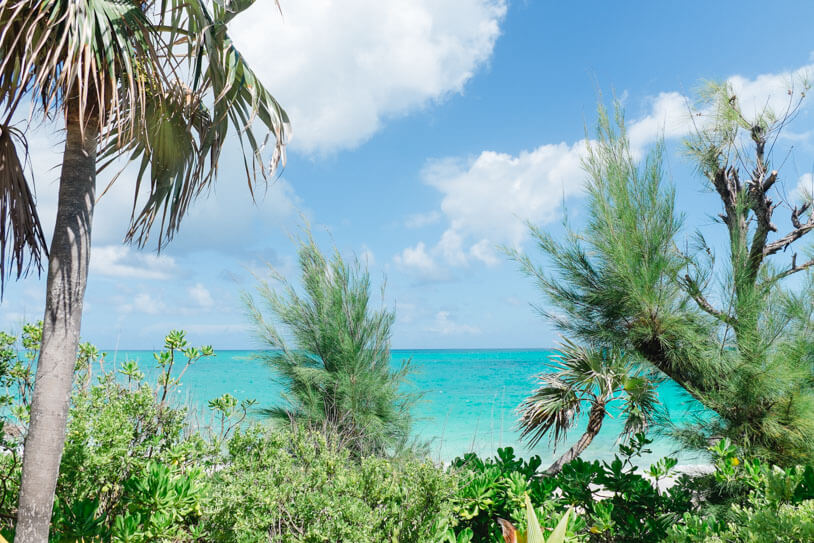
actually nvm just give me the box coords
[100,346,559,353]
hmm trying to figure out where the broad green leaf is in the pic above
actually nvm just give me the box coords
[547,508,572,543]
[524,495,545,543]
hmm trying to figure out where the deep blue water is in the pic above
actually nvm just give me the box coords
[107,349,706,465]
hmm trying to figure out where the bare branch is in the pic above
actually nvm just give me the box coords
[764,212,814,256]
[684,274,738,328]
[772,255,814,282]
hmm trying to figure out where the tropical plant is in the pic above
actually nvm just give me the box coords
[0,0,290,538]
[450,437,694,543]
[202,426,456,543]
[0,325,239,540]
[497,496,571,543]
[554,433,694,542]
[245,232,415,455]
[512,91,814,465]
[449,447,560,541]
[516,340,660,473]
[667,439,814,542]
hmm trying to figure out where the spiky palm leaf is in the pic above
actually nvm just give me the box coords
[518,339,660,450]
[0,0,291,282]
[0,125,47,293]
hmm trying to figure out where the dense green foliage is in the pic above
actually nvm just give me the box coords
[3,323,814,542]
[667,439,814,542]
[0,325,454,542]
[449,436,693,543]
[245,233,415,455]
[202,426,455,543]
[513,92,814,465]
[0,327,224,541]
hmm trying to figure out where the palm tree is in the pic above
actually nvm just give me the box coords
[0,1,290,540]
[518,340,660,474]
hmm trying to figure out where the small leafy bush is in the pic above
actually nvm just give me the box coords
[201,425,457,543]
[449,447,566,542]
[0,324,225,541]
[449,435,694,543]
[52,330,216,540]
[554,434,693,542]
[667,439,814,542]
[52,461,206,542]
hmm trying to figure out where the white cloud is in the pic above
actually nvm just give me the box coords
[469,238,498,265]
[90,245,176,280]
[424,142,588,248]
[393,242,446,281]
[727,64,813,119]
[437,229,468,266]
[401,60,814,273]
[188,283,215,308]
[628,92,693,152]
[427,311,480,336]
[405,210,442,228]
[231,0,507,153]
[121,292,167,315]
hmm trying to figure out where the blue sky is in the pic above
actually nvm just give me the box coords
[3,0,814,350]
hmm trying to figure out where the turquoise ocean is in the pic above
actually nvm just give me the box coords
[110,349,706,466]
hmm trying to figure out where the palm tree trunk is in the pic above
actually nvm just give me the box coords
[546,400,607,475]
[15,110,98,542]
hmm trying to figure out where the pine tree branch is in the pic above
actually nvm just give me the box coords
[684,274,738,328]
[772,254,814,281]
[763,208,814,256]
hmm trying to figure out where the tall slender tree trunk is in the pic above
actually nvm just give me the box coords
[15,110,97,543]
[546,400,607,475]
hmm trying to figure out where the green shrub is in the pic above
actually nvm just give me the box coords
[201,425,456,543]
[553,435,693,542]
[667,439,814,542]
[667,500,814,543]
[449,447,566,541]
[50,331,217,540]
[0,325,222,541]
[449,436,694,543]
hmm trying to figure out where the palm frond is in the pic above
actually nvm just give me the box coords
[0,124,47,294]
[0,0,163,136]
[1,0,291,252]
[517,375,581,448]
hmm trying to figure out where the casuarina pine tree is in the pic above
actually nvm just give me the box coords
[515,90,814,466]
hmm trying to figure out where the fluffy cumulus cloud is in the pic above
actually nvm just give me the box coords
[188,283,215,308]
[627,91,694,152]
[231,0,507,153]
[90,246,177,280]
[425,141,589,248]
[120,292,167,315]
[394,140,588,276]
[398,60,814,277]
[393,242,445,281]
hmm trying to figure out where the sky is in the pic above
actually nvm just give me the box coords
[3,0,814,350]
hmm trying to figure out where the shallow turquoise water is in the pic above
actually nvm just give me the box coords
[108,349,706,465]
